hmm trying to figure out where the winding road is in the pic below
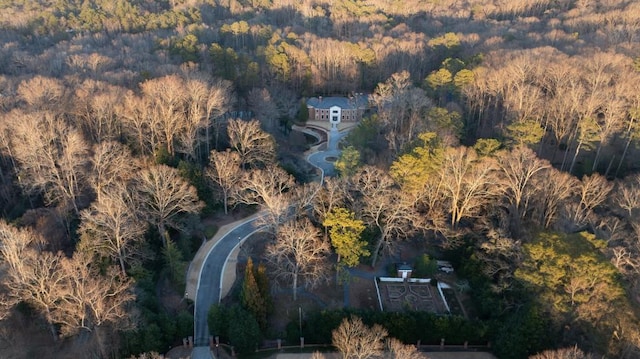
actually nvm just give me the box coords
[192,213,266,356]
[190,123,348,359]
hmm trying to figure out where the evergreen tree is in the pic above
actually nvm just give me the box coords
[163,238,186,288]
[241,258,267,331]
[207,304,260,353]
[297,99,309,123]
[323,207,368,267]
[208,304,229,339]
[228,305,261,353]
[335,146,361,178]
[504,119,545,148]
[254,262,273,316]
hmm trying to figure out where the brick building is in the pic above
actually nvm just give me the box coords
[306,94,368,126]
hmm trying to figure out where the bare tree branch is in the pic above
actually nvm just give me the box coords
[135,164,203,246]
[227,118,276,168]
[205,149,242,215]
[265,218,330,301]
[332,315,388,359]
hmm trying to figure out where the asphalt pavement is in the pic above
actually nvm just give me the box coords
[191,213,266,358]
[190,123,352,359]
[307,127,345,178]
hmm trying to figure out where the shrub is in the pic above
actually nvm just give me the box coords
[413,254,438,277]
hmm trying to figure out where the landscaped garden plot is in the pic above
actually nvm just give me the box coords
[377,279,449,314]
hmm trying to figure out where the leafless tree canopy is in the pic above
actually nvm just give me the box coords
[235,165,296,233]
[332,316,388,359]
[8,110,90,215]
[353,166,418,266]
[78,183,146,274]
[206,149,242,214]
[0,221,134,347]
[265,218,330,301]
[135,164,204,246]
[227,118,276,168]
[89,141,140,203]
[385,338,425,359]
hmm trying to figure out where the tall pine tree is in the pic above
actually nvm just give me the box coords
[241,258,267,331]
[254,262,273,316]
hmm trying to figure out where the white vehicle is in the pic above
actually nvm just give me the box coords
[437,260,454,273]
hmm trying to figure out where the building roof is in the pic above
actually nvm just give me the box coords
[307,95,368,110]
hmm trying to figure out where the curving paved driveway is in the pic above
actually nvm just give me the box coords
[191,213,266,358]
[307,127,347,178]
[190,124,352,358]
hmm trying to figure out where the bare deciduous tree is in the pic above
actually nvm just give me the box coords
[58,250,134,356]
[370,71,432,156]
[72,79,124,143]
[332,315,388,359]
[496,146,550,233]
[139,75,186,158]
[121,74,233,160]
[176,76,233,161]
[529,346,593,359]
[354,166,417,267]
[571,173,613,227]
[120,94,154,156]
[532,168,578,228]
[89,141,139,203]
[227,118,276,168]
[616,174,640,219]
[247,87,280,133]
[475,221,522,293]
[16,76,66,112]
[291,181,321,219]
[235,166,295,233]
[265,218,330,301]
[386,338,425,359]
[9,110,89,215]
[1,220,134,353]
[312,177,347,226]
[135,164,204,246]
[78,183,146,274]
[0,221,65,340]
[438,146,498,228]
[205,149,242,214]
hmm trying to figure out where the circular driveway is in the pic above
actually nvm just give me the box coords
[307,127,347,179]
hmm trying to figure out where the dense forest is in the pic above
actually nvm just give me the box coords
[0,0,640,358]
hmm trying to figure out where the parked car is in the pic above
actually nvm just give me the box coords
[436,260,454,273]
